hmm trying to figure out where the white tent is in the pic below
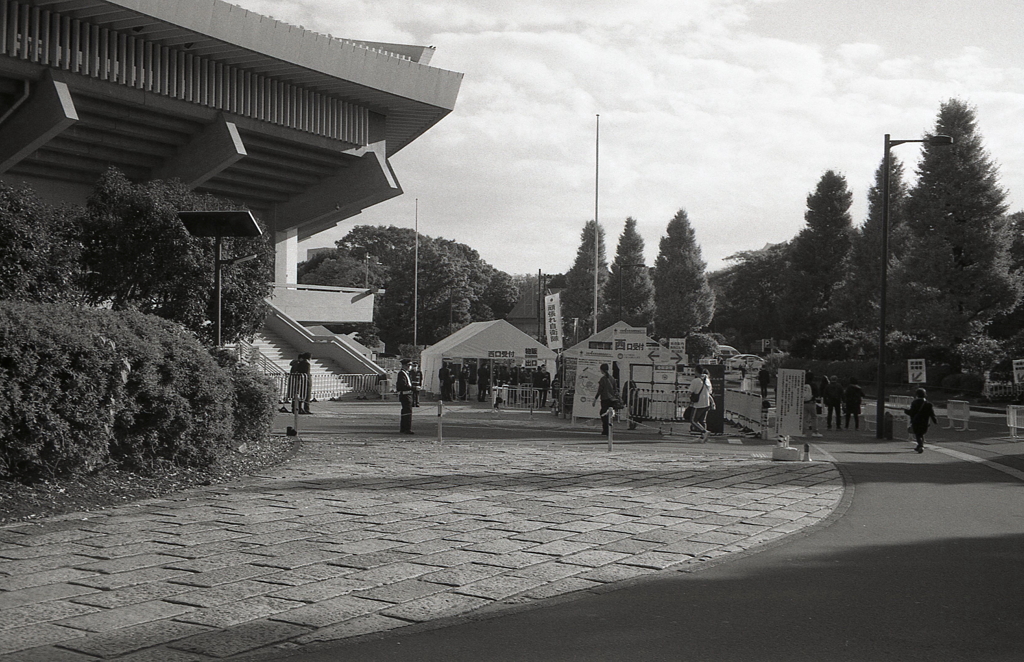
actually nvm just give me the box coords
[420,319,557,393]
[563,321,661,360]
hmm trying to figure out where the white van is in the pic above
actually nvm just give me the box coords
[717,345,740,360]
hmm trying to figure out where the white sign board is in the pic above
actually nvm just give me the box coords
[544,293,563,350]
[774,368,805,438]
[1013,359,1024,384]
[908,359,927,384]
[573,359,604,420]
[668,337,688,364]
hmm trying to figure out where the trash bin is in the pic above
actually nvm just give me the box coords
[883,411,894,440]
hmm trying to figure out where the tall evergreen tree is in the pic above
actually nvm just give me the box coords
[653,209,714,338]
[600,217,654,330]
[898,99,1019,341]
[834,155,908,331]
[561,220,609,337]
[781,170,853,342]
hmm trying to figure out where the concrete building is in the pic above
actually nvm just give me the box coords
[0,0,462,389]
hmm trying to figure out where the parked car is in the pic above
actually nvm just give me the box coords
[725,354,765,373]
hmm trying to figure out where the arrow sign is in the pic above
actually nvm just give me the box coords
[908,359,927,384]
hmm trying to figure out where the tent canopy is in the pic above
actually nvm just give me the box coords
[420,319,557,393]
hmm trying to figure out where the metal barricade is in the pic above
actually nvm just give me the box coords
[723,388,773,438]
[944,399,975,431]
[887,395,915,441]
[492,385,542,410]
[271,373,384,401]
[626,385,687,422]
[1007,405,1024,439]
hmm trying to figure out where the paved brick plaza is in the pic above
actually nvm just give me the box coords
[0,438,842,660]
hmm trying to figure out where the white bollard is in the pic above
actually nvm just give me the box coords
[437,400,443,444]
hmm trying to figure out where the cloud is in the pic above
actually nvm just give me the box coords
[230,0,1024,276]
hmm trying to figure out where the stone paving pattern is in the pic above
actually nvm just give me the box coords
[0,438,842,660]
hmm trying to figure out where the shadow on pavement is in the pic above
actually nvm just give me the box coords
[290,532,1024,662]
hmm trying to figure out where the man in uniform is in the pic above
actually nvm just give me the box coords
[397,358,416,434]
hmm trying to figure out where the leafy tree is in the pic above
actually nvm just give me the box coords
[600,217,654,331]
[684,332,718,361]
[653,209,714,338]
[781,170,853,342]
[709,242,789,350]
[0,181,83,304]
[561,220,609,336]
[898,99,1020,342]
[300,225,517,350]
[79,169,273,345]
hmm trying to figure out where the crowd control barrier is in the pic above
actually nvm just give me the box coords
[944,399,975,431]
[724,388,774,439]
[1007,405,1024,439]
[492,385,547,411]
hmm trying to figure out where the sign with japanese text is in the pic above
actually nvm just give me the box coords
[1014,359,1024,384]
[775,369,805,438]
[573,358,603,419]
[908,359,926,384]
[544,293,563,350]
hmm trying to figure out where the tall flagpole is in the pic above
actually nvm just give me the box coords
[593,114,600,336]
[414,198,419,348]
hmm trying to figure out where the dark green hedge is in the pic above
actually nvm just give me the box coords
[0,301,276,482]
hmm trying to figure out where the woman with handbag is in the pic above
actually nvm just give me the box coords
[688,367,714,442]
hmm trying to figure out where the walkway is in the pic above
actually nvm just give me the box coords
[0,405,841,661]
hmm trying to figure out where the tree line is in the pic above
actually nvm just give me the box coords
[712,99,1024,379]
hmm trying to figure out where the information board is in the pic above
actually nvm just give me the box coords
[775,368,805,438]
[1014,359,1024,384]
[573,358,603,420]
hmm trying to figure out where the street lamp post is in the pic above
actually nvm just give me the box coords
[876,133,953,438]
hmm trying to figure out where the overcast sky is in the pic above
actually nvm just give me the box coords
[235,0,1024,275]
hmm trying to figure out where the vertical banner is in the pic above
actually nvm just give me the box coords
[544,293,563,350]
[775,368,805,438]
[908,359,927,384]
[573,358,603,419]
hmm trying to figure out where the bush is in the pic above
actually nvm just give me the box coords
[211,348,277,449]
[0,302,259,482]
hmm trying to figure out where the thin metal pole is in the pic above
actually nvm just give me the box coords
[593,114,600,336]
[876,135,891,439]
[214,235,223,347]
[413,198,419,348]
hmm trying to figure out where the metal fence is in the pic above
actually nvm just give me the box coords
[270,372,383,402]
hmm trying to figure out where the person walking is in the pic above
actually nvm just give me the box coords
[688,367,714,443]
[822,375,844,430]
[396,358,416,434]
[803,372,821,437]
[593,363,617,436]
[410,362,422,407]
[844,377,864,430]
[757,365,771,400]
[905,388,938,453]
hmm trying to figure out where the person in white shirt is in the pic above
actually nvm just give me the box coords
[688,367,714,442]
[803,371,822,437]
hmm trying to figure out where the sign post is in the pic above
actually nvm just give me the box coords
[1013,359,1024,385]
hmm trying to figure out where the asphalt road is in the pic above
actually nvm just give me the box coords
[273,406,1024,662]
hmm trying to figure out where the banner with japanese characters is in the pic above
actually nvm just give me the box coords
[544,293,563,350]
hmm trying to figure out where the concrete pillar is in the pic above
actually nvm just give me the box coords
[275,227,298,284]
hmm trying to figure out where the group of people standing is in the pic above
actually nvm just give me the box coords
[799,371,937,452]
